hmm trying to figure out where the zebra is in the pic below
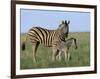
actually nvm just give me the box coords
[22,20,70,63]
[54,38,77,62]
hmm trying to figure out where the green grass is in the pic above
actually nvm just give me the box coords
[20,32,90,69]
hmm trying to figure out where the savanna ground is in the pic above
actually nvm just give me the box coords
[20,32,90,69]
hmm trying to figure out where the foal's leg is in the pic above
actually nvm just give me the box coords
[32,42,39,63]
[64,48,68,62]
[67,48,71,61]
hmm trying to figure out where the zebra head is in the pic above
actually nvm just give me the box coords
[58,20,70,37]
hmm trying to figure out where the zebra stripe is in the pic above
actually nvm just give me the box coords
[27,27,51,46]
[28,32,39,40]
[21,20,70,62]
[40,27,50,45]
[39,27,50,46]
[27,26,65,47]
[23,20,70,49]
[29,28,42,43]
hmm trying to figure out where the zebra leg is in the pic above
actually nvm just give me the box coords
[52,47,58,61]
[68,53,71,61]
[58,51,62,61]
[64,48,68,62]
[32,42,39,63]
[67,48,71,61]
[32,45,36,63]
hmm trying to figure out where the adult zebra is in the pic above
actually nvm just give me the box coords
[22,20,70,62]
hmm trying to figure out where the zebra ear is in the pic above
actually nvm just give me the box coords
[65,20,67,24]
[68,21,70,24]
[62,20,65,24]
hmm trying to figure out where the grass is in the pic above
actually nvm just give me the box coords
[20,32,90,69]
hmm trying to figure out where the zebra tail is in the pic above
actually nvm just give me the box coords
[22,42,25,50]
[22,34,28,51]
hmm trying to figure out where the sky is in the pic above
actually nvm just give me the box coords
[20,9,90,33]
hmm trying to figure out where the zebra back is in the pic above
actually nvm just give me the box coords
[27,27,55,46]
[22,20,70,49]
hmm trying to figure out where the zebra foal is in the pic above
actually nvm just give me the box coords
[54,38,77,62]
[22,20,70,63]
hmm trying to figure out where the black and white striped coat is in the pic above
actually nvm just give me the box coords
[22,20,70,62]
[27,26,67,47]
